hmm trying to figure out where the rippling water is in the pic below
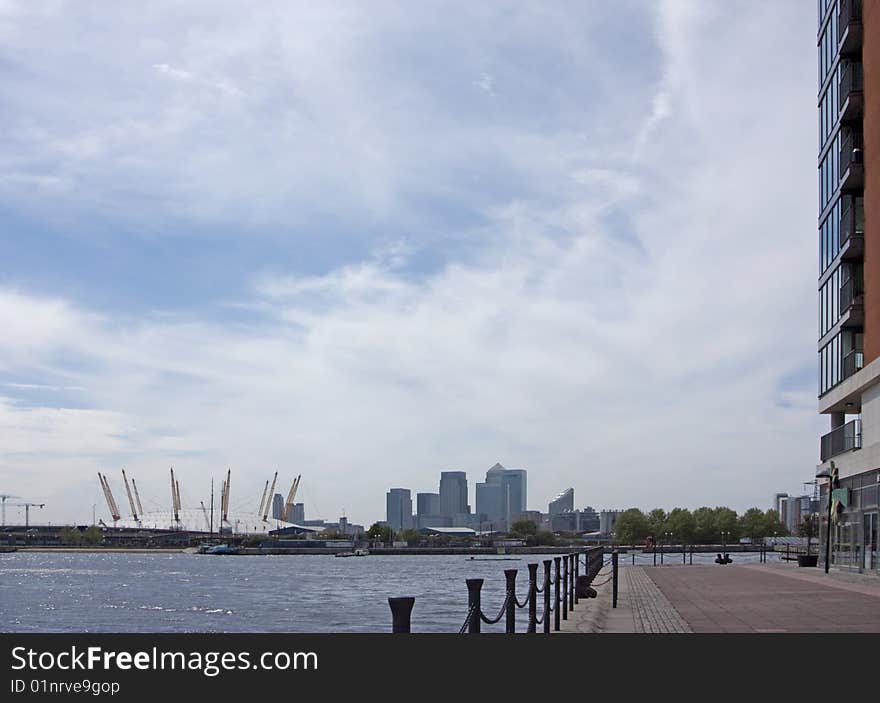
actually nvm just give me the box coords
[0,550,776,633]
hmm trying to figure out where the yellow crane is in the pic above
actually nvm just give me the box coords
[97,473,121,523]
[262,471,278,522]
[283,475,302,522]
[121,469,139,523]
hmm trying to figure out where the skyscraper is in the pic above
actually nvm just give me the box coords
[439,471,469,519]
[548,488,574,516]
[271,493,284,520]
[386,488,413,532]
[474,463,528,529]
[816,0,879,574]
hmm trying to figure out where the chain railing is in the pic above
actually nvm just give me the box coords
[388,546,609,633]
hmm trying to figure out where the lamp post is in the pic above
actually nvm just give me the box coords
[720,530,730,552]
[816,461,836,575]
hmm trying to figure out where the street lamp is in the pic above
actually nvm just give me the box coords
[816,460,836,575]
[720,530,730,552]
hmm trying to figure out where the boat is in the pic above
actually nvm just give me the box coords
[335,548,369,557]
[197,543,242,555]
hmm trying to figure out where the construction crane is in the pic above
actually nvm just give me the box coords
[9,502,45,530]
[131,478,144,517]
[262,471,278,522]
[97,473,121,523]
[0,494,21,527]
[257,480,269,517]
[121,469,139,523]
[282,475,301,522]
[222,468,231,523]
[170,467,181,526]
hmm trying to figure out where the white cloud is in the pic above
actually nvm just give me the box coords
[0,1,823,525]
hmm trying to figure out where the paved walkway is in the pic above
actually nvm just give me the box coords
[558,562,880,633]
[645,564,880,633]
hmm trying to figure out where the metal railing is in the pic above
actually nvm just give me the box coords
[820,418,862,462]
[387,547,611,633]
[839,61,863,112]
[842,349,864,380]
[839,273,863,316]
[840,196,864,248]
[840,129,863,176]
[839,0,862,40]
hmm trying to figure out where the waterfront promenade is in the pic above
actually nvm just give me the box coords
[561,561,880,633]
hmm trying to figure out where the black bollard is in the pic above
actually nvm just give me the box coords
[683,545,686,565]
[466,579,483,634]
[542,560,552,634]
[612,550,619,609]
[504,569,517,634]
[389,597,415,633]
[527,563,538,633]
[574,552,580,605]
[632,552,635,565]
[568,554,575,612]
[561,555,568,621]
[653,545,657,566]
[554,557,561,631]
[689,546,693,565]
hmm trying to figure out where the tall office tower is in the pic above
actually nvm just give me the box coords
[817,0,879,574]
[548,488,574,516]
[271,493,284,520]
[474,463,528,528]
[415,492,440,529]
[291,503,305,524]
[386,488,413,532]
[439,471,469,519]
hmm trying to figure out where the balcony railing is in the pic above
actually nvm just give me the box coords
[821,418,861,462]
[839,272,863,316]
[840,195,864,249]
[840,129,864,178]
[839,61,863,115]
[842,349,864,381]
[839,0,863,41]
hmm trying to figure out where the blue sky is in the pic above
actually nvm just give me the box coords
[0,1,823,526]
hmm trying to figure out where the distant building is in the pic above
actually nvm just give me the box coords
[290,503,305,524]
[549,488,574,516]
[518,510,544,529]
[416,492,441,529]
[580,506,600,533]
[386,488,413,531]
[599,510,621,537]
[271,493,284,520]
[439,471,469,519]
[474,463,527,529]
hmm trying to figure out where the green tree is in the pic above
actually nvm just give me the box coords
[692,506,716,543]
[614,509,650,545]
[713,507,739,541]
[509,519,538,537]
[764,509,789,538]
[798,514,818,555]
[738,507,768,540]
[527,530,557,546]
[82,526,103,545]
[366,522,392,542]
[398,528,420,544]
[58,526,82,545]
[665,508,695,544]
[646,508,667,539]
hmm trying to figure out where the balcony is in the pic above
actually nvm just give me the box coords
[839,0,863,55]
[840,195,865,256]
[839,61,863,123]
[839,272,864,317]
[820,418,861,462]
[842,349,864,381]
[840,129,864,191]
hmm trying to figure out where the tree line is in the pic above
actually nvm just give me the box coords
[612,506,790,545]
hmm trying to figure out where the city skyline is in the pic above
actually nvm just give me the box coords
[0,2,820,526]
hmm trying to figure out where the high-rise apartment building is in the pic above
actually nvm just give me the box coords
[386,488,413,532]
[816,0,879,574]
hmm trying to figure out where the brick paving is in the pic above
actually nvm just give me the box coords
[644,564,880,633]
[626,566,691,633]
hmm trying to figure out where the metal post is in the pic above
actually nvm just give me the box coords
[527,563,538,633]
[632,552,635,565]
[653,545,657,566]
[542,560,551,634]
[584,550,589,579]
[825,488,833,574]
[553,557,561,631]
[561,555,568,621]
[683,544,686,564]
[689,545,693,565]
[388,597,415,633]
[574,552,580,605]
[504,569,517,634]
[466,578,483,634]
[568,554,575,611]
[660,541,664,565]
[612,550,619,608]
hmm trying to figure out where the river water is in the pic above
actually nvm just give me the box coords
[0,550,778,633]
